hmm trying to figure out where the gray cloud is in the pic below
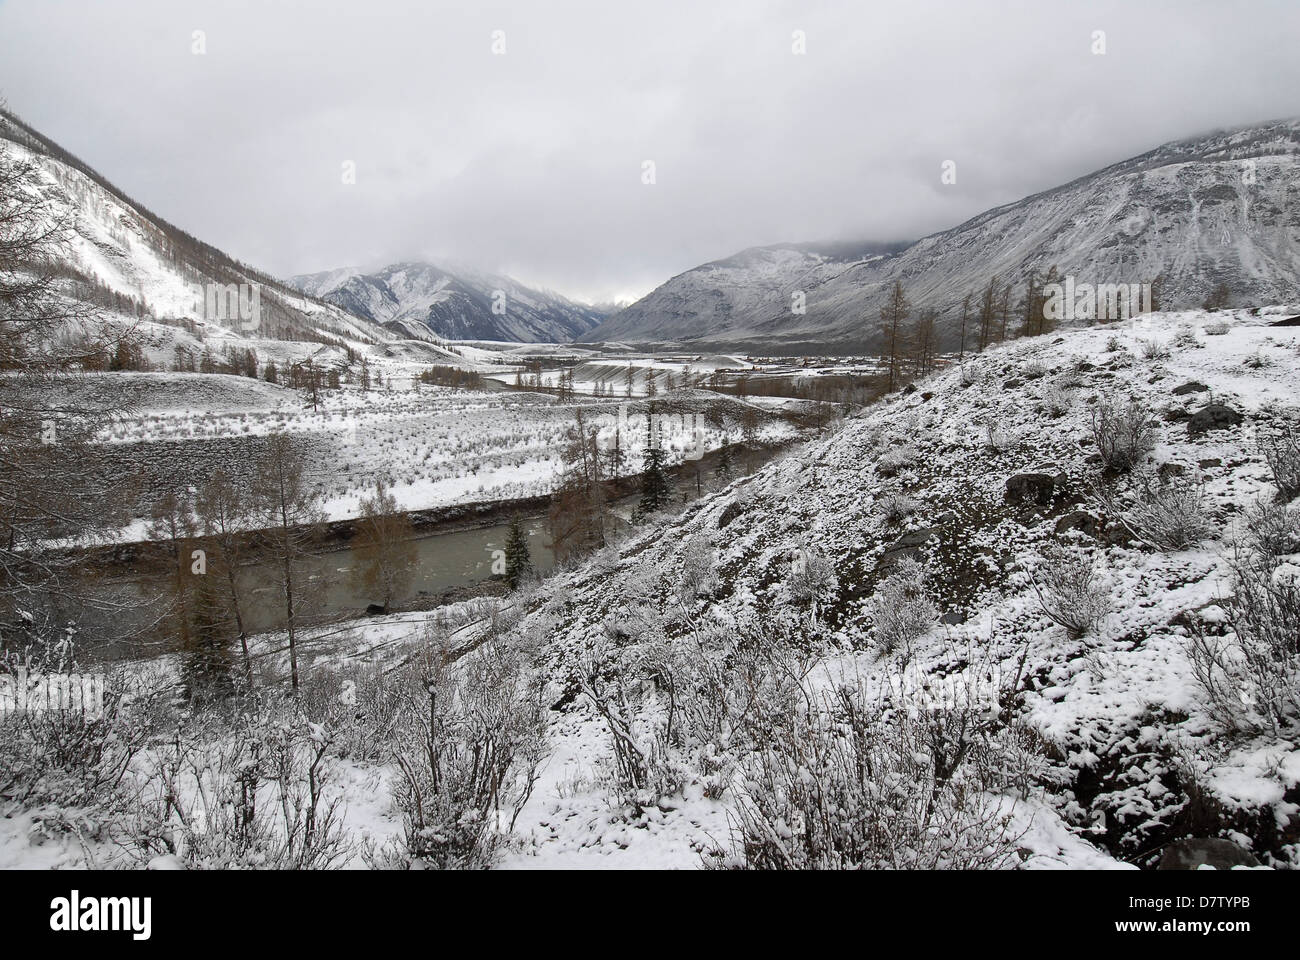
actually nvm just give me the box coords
[2,0,1298,302]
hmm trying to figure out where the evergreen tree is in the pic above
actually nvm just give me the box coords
[503,515,532,590]
[637,404,670,517]
[716,441,733,481]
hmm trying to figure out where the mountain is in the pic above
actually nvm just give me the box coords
[0,109,389,348]
[583,120,1300,352]
[289,262,610,343]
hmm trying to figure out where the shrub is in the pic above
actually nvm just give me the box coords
[0,664,167,811]
[1242,500,1300,557]
[1137,338,1170,361]
[710,686,1028,869]
[1091,395,1157,472]
[122,697,353,869]
[870,558,937,655]
[879,491,920,525]
[1122,474,1212,550]
[1038,384,1073,418]
[1260,422,1300,501]
[678,533,719,601]
[789,544,839,606]
[1189,548,1300,737]
[1029,546,1109,639]
[876,444,919,477]
[386,631,546,868]
[1203,318,1230,336]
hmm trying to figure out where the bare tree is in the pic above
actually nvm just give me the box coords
[253,432,323,691]
[910,308,938,378]
[878,281,909,392]
[355,477,415,611]
[194,468,255,686]
[547,409,607,564]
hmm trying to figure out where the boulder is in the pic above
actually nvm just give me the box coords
[1054,510,1099,538]
[1172,380,1209,396]
[1188,403,1244,435]
[1005,471,1064,506]
[717,499,745,529]
[1157,838,1260,871]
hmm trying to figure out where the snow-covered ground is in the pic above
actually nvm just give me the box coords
[7,308,1299,870]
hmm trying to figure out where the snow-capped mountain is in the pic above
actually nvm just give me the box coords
[289,261,610,343]
[0,110,388,347]
[584,120,1300,351]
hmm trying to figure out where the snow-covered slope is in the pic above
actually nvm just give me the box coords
[0,110,389,347]
[499,308,1300,867]
[586,121,1300,352]
[289,261,610,344]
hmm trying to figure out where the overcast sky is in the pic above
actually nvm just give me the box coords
[2,0,1298,303]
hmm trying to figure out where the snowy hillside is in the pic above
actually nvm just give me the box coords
[0,110,388,347]
[587,121,1300,352]
[289,261,609,343]
[492,307,1300,867]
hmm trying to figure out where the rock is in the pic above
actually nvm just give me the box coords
[1003,378,1024,390]
[902,383,917,395]
[1188,403,1244,435]
[1157,838,1260,871]
[365,603,387,616]
[717,499,745,529]
[1157,462,1188,481]
[877,527,941,569]
[939,611,964,625]
[1198,458,1222,469]
[1172,380,1209,396]
[1005,471,1064,506]
[1054,510,1099,538]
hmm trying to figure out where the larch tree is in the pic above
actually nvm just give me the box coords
[194,467,256,687]
[878,280,910,392]
[355,477,415,612]
[252,432,323,691]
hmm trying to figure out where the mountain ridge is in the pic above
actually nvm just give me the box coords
[583,119,1300,352]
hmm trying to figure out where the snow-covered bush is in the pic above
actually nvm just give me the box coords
[711,686,1027,869]
[870,558,937,656]
[1243,500,1300,557]
[1029,546,1109,639]
[1202,318,1230,336]
[0,665,167,810]
[678,532,718,601]
[879,491,920,525]
[788,544,839,606]
[1038,383,1073,418]
[385,631,546,869]
[1091,395,1156,472]
[875,444,919,477]
[1122,474,1212,550]
[122,697,353,869]
[985,419,1020,454]
[1189,549,1300,737]
[1137,338,1170,361]
[1260,422,1300,501]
